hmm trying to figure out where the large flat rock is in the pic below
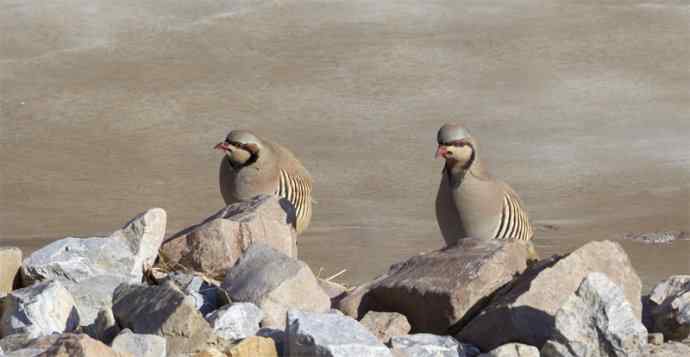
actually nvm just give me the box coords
[458,240,642,351]
[340,238,529,334]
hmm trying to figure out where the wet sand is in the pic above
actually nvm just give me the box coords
[1,0,688,289]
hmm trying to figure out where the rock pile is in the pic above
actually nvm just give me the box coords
[1,194,688,356]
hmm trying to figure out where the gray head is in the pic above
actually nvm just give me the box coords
[435,123,477,171]
[214,130,264,169]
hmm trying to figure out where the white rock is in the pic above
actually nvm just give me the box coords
[0,280,79,338]
[111,329,167,357]
[541,272,648,357]
[287,309,392,357]
[479,343,539,357]
[390,334,480,357]
[647,275,690,341]
[206,303,264,341]
[22,208,166,285]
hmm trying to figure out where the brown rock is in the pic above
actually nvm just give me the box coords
[226,336,278,357]
[360,311,411,344]
[344,238,529,334]
[112,284,216,355]
[458,240,642,351]
[0,247,21,294]
[160,195,297,280]
[39,333,132,357]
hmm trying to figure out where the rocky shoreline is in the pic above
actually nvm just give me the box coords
[0,195,688,357]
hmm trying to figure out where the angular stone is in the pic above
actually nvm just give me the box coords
[287,309,392,357]
[390,334,480,357]
[0,280,79,338]
[645,341,690,357]
[163,272,227,316]
[112,329,167,357]
[257,328,287,356]
[1,334,61,356]
[222,244,330,328]
[479,343,539,357]
[206,303,264,341]
[646,275,690,341]
[360,311,411,344]
[541,273,647,357]
[226,336,278,357]
[459,240,642,351]
[0,247,21,294]
[351,238,529,334]
[83,308,120,345]
[112,283,215,355]
[39,333,131,357]
[160,195,298,280]
[22,208,166,286]
[63,274,129,326]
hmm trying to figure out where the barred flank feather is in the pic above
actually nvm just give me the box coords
[494,192,533,241]
[275,169,312,234]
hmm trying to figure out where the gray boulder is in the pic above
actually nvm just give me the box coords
[343,238,529,334]
[287,309,392,357]
[479,343,539,357]
[459,240,642,351]
[22,208,166,285]
[390,334,480,357]
[63,274,129,326]
[160,195,298,280]
[111,329,166,357]
[0,247,21,295]
[162,272,227,316]
[112,283,215,355]
[541,273,647,357]
[0,280,79,338]
[646,275,690,341]
[222,244,330,328]
[206,303,264,341]
[360,311,411,344]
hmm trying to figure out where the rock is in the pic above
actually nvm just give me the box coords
[335,280,381,318]
[226,336,278,357]
[645,341,690,356]
[360,311,411,344]
[63,274,130,326]
[160,195,298,280]
[349,238,529,334]
[22,208,166,286]
[39,333,131,357]
[646,275,690,341]
[222,244,330,328]
[0,332,35,353]
[459,240,642,351]
[479,343,539,357]
[390,334,480,357]
[257,328,287,356]
[206,303,264,341]
[541,272,647,357]
[0,247,21,294]
[1,334,61,356]
[83,308,120,344]
[112,283,216,355]
[0,280,79,338]
[163,272,227,316]
[648,333,665,345]
[112,329,167,357]
[287,309,392,357]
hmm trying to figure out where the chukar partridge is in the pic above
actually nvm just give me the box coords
[215,130,313,234]
[435,123,534,246]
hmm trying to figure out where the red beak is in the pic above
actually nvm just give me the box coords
[214,142,230,151]
[435,146,448,159]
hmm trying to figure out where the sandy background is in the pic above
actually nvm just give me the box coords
[1,0,688,288]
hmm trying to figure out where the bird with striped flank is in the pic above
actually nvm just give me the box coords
[434,123,535,248]
[215,130,313,234]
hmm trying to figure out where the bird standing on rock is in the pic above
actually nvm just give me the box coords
[215,130,313,234]
[435,123,535,248]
